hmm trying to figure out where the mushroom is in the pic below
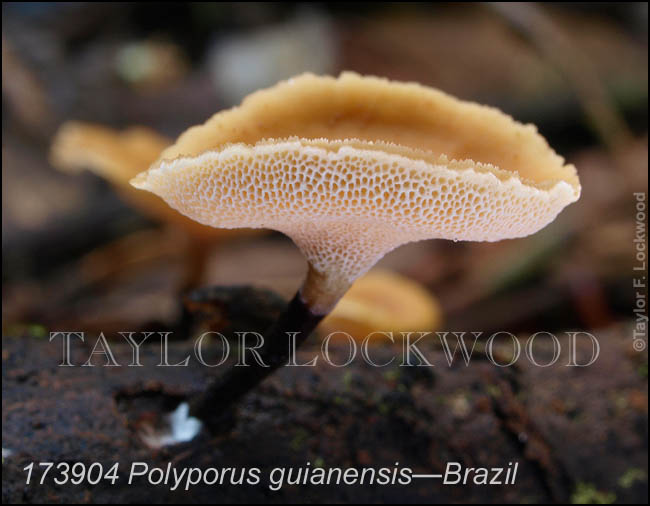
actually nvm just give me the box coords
[318,270,441,342]
[51,122,169,183]
[51,121,220,238]
[131,72,580,427]
[50,121,256,290]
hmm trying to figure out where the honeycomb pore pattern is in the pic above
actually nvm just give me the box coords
[133,138,579,286]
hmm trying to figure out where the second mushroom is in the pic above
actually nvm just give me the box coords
[132,72,581,428]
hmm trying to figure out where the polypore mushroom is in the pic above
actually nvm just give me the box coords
[50,121,255,289]
[50,121,218,238]
[51,122,169,182]
[131,72,580,426]
[318,270,441,341]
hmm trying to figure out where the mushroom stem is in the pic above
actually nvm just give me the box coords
[180,236,212,293]
[300,264,352,316]
[189,279,333,431]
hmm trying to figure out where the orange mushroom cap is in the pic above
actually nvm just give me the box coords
[319,270,442,340]
[51,121,170,185]
[50,121,251,239]
[132,72,580,312]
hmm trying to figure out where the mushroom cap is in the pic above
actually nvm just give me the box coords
[51,121,170,185]
[50,121,253,239]
[319,270,441,341]
[132,72,580,298]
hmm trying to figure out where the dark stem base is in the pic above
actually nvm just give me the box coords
[189,291,324,431]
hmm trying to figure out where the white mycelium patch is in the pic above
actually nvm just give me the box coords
[140,402,202,449]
